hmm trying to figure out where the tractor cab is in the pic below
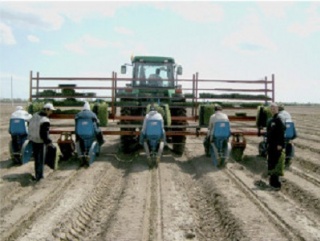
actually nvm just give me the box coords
[121,56,182,89]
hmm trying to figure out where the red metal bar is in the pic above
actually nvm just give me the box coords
[192,74,195,116]
[31,77,113,81]
[32,87,114,90]
[272,74,275,102]
[36,72,40,97]
[111,72,116,119]
[264,76,268,104]
[29,71,32,102]
[50,129,262,136]
[195,72,199,121]
[204,88,273,92]
[193,79,273,84]
[50,114,257,121]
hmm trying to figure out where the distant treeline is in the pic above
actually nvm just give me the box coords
[1,98,28,103]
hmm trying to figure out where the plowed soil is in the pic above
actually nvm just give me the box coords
[1,104,319,241]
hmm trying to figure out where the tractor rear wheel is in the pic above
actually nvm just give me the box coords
[119,107,139,154]
[171,107,187,156]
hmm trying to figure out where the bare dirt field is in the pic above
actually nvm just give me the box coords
[1,103,320,241]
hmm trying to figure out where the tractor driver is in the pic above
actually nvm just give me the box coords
[148,68,162,87]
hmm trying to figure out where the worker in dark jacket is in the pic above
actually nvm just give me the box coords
[28,103,56,181]
[266,102,286,189]
[75,101,105,146]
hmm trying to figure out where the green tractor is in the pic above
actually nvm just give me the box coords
[118,55,187,155]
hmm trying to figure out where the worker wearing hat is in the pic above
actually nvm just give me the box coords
[28,103,56,181]
[75,101,105,147]
[204,104,230,156]
[9,106,33,162]
[266,102,286,189]
[11,106,32,121]
[139,103,166,165]
[278,103,292,124]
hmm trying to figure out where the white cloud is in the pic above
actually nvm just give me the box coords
[42,50,58,56]
[64,35,121,55]
[0,2,132,31]
[257,2,293,19]
[0,2,64,31]
[155,2,224,23]
[57,2,130,22]
[0,22,16,45]
[288,3,320,37]
[65,42,86,55]
[27,35,40,43]
[115,26,134,35]
[222,12,277,54]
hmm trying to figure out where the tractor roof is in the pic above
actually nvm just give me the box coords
[132,56,175,64]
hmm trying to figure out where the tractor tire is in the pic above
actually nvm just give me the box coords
[119,107,139,154]
[171,107,187,156]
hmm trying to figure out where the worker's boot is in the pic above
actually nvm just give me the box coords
[147,157,152,168]
[156,157,160,165]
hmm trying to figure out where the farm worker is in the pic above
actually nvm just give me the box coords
[278,104,292,124]
[203,104,230,156]
[140,105,165,137]
[9,106,32,148]
[28,103,56,182]
[266,102,286,189]
[139,104,166,164]
[278,103,297,168]
[75,101,105,146]
[10,106,32,121]
[140,105,166,146]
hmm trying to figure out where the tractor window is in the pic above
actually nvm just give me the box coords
[133,63,175,88]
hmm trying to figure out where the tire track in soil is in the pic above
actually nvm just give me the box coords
[13,153,124,241]
[0,164,36,212]
[294,142,320,155]
[288,165,320,187]
[228,160,320,241]
[296,133,319,143]
[235,143,320,240]
[158,156,200,241]
[281,172,320,216]
[185,141,290,241]
[1,162,83,241]
[295,126,320,136]
[51,158,130,241]
[80,158,154,241]
[187,137,320,240]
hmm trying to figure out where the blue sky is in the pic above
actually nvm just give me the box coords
[0,1,319,103]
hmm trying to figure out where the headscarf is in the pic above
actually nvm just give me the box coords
[83,101,91,111]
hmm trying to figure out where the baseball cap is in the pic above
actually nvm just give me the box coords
[43,103,56,110]
[214,104,222,111]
